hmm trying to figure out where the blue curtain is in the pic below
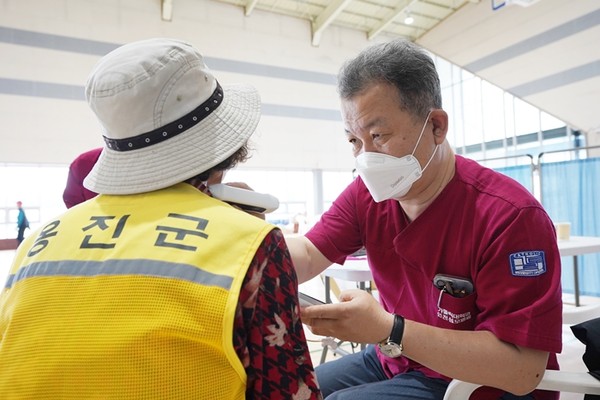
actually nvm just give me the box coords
[540,158,600,297]
[495,164,534,194]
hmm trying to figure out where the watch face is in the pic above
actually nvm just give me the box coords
[379,342,403,358]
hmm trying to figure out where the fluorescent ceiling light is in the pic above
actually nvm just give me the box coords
[162,0,173,21]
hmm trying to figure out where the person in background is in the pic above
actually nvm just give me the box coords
[15,201,29,245]
[0,38,321,400]
[288,38,562,400]
[63,147,101,208]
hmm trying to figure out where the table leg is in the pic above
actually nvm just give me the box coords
[573,255,580,307]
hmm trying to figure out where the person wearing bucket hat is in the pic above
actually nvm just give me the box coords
[0,38,321,400]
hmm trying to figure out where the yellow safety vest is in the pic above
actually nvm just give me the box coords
[0,183,274,399]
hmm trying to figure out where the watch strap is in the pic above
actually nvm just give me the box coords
[388,314,405,345]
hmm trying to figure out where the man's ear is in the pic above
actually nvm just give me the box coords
[430,109,449,145]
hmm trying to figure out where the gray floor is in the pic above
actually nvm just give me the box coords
[2,249,598,399]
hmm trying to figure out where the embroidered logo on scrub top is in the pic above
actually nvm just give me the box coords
[509,251,547,277]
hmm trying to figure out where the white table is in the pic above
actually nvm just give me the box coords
[557,236,600,307]
[322,257,373,303]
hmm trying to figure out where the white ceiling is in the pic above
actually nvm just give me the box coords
[419,0,600,135]
[206,0,480,45]
[170,0,599,135]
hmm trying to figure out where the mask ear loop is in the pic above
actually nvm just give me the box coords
[410,110,438,172]
[421,144,439,172]
[410,110,433,157]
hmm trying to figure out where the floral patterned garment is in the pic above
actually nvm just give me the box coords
[234,228,322,400]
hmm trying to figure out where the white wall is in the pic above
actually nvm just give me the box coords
[0,0,392,170]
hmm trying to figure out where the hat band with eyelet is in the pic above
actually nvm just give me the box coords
[103,82,224,152]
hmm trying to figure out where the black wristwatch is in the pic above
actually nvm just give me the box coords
[378,314,404,358]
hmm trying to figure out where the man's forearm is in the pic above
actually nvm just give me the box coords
[284,235,330,284]
[403,320,548,395]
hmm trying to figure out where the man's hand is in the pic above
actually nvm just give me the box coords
[301,288,549,395]
[300,289,393,344]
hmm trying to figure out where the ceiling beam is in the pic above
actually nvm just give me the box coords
[311,0,353,46]
[368,0,416,40]
[245,0,259,16]
[161,0,173,21]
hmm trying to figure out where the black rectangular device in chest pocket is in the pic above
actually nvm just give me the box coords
[433,274,473,298]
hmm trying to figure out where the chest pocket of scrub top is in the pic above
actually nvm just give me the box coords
[430,284,477,330]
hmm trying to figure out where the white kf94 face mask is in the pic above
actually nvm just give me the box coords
[355,111,438,202]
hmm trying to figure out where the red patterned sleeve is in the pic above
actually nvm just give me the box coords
[234,228,322,400]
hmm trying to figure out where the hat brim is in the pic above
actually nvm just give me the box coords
[84,84,260,195]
